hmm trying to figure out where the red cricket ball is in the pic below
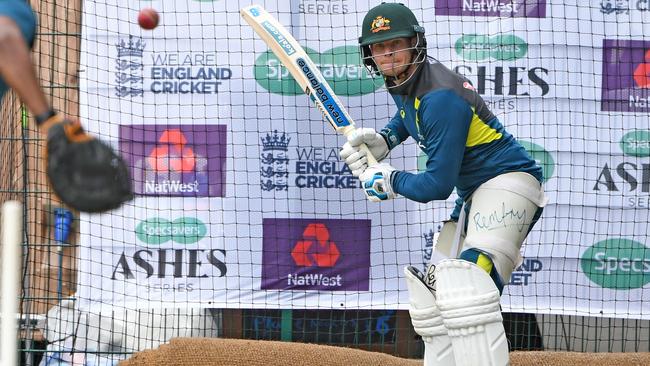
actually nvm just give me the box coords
[137,8,159,30]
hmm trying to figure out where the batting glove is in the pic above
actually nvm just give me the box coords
[339,128,389,177]
[359,163,397,202]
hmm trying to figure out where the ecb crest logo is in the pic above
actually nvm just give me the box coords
[115,35,145,98]
[260,130,291,192]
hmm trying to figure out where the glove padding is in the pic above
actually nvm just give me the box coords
[339,128,389,177]
[359,162,397,202]
[44,115,133,213]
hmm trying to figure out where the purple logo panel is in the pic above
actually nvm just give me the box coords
[261,218,371,291]
[601,39,650,112]
[119,125,227,197]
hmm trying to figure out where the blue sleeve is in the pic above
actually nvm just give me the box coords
[449,197,464,221]
[392,90,472,203]
[0,1,37,47]
[379,110,410,150]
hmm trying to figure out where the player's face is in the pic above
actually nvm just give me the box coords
[370,37,415,78]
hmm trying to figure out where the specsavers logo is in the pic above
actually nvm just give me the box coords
[136,217,207,245]
[254,45,380,96]
[620,130,650,157]
[581,238,650,289]
[455,34,528,61]
[113,216,226,281]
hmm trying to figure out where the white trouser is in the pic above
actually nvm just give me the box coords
[408,172,547,365]
[432,172,547,283]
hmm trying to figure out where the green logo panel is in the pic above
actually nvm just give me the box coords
[254,45,380,96]
[136,217,207,245]
[581,238,650,290]
[455,34,528,61]
[620,130,650,157]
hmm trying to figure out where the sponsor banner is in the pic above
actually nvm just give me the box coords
[597,0,650,17]
[78,208,230,310]
[601,39,650,112]
[261,218,371,291]
[254,45,380,97]
[120,125,227,197]
[434,0,547,18]
[500,146,649,209]
[473,203,649,319]
[421,203,650,319]
[259,130,364,192]
[79,1,648,318]
[504,236,650,319]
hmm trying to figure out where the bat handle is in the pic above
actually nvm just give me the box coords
[342,126,378,167]
[361,143,378,166]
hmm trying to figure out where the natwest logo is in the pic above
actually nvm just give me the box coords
[261,218,371,291]
[435,0,547,18]
[291,223,340,267]
[601,39,650,112]
[120,125,227,197]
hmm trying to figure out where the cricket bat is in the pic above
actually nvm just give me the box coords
[241,4,378,166]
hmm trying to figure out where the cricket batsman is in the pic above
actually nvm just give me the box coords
[339,3,547,365]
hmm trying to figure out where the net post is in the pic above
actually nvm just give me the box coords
[1,200,23,366]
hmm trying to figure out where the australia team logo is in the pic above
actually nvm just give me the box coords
[434,0,547,17]
[119,125,227,197]
[601,39,650,112]
[370,16,391,33]
[261,218,371,291]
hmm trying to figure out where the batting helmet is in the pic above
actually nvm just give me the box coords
[358,3,427,75]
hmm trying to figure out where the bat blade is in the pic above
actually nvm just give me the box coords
[241,4,377,165]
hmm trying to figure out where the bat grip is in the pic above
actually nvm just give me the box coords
[342,126,378,167]
[360,143,378,166]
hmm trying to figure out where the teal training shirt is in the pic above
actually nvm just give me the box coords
[379,61,543,216]
[0,0,37,99]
